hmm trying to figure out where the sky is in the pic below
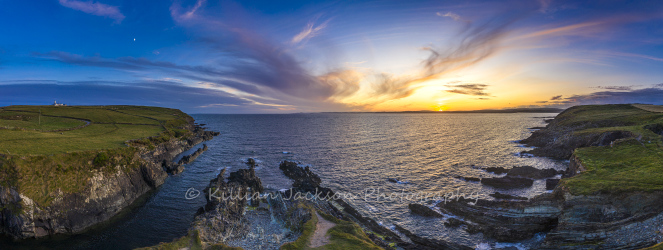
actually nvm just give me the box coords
[1,0,662,113]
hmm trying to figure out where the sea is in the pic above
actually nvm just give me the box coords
[0,112,566,250]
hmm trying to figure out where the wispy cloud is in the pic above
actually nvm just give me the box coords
[550,95,562,100]
[369,9,526,101]
[536,83,663,107]
[593,85,636,91]
[445,83,491,96]
[58,0,125,23]
[436,11,462,22]
[291,19,330,45]
[170,0,206,22]
[603,51,663,62]
[513,21,605,41]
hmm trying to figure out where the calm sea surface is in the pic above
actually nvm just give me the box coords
[0,113,564,249]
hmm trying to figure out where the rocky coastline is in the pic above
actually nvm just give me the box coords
[0,122,219,239]
[432,105,663,249]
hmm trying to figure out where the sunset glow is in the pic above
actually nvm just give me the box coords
[1,0,662,113]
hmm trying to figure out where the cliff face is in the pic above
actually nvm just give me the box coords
[541,190,663,249]
[521,105,638,160]
[439,104,663,248]
[0,127,219,239]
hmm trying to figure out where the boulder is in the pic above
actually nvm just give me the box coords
[444,218,464,228]
[546,179,560,190]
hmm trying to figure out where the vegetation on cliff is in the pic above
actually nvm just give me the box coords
[0,105,196,207]
[523,104,663,195]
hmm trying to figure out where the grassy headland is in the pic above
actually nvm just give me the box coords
[530,104,663,195]
[0,105,195,207]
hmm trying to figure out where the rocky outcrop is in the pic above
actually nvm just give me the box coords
[436,195,562,242]
[437,105,663,248]
[546,179,560,190]
[193,166,261,243]
[178,144,208,165]
[277,160,471,250]
[0,125,219,239]
[520,106,636,159]
[454,176,481,182]
[537,191,663,249]
[490,192,528,200]
[481,176,534,189]
[278,161,330,195]
[408,204,443,218]
[228,159,264,193]
[394,224,472,250]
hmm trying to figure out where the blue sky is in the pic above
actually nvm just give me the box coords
[1,0,663,113]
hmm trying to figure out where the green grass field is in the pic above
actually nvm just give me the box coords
[0,105,191,155]
[0,105,195,207]
[556,104,663,195]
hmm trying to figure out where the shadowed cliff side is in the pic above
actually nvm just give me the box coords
[0,106,220,239]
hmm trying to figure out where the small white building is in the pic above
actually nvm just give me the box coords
[53,100,66,106]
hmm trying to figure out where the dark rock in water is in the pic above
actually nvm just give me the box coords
[437,195,561,242]
[408,204,443,218]
[394,224,472,250]
[481,176,533,189]
[483,166,563,179]
[546,179,560,190]
[195,167,258,242]
[387,178,399,183]
[162,159,184,174]
[444,218,464,228]
[490,192,528,200]
[483,167,509,175]
[506,166,562,179]
[454,176,481,182]
[246,158,257,167]
[227,165,264,194]
[279,161,330,195]
[178,144,208,165]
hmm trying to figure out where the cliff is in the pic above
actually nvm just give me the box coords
[439,104,663,249]
[0,106,219,239]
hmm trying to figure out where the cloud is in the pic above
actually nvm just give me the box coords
[550,95,562,100]
[436,12,462,22]
[291,19,330,45]
[513,21,605,41]
[561,88,663,105]
[170,0,206,22]
[368,8,528,101]
[593,85,636,91]
[0,80,263,112]
[445,83,490,96]
[58,0,125,23]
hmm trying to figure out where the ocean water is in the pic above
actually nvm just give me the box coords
[0,113,565,249]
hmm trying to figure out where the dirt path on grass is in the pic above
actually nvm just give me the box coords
[309,212,336,248]
[633,104,663,113]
